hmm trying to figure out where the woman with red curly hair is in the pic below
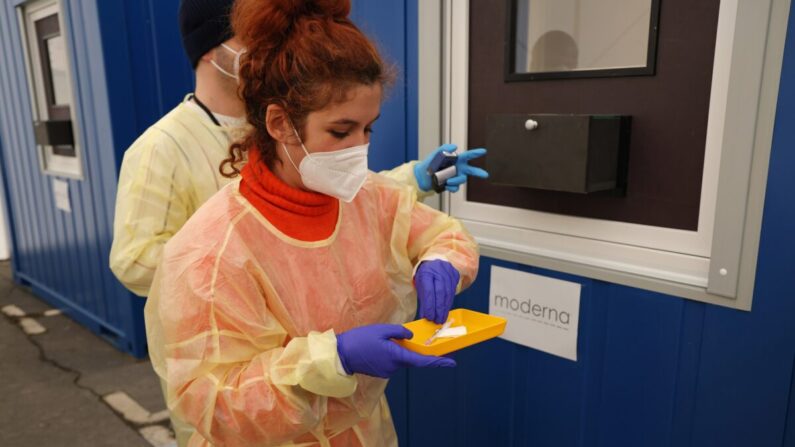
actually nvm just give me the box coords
[144,1,479,445]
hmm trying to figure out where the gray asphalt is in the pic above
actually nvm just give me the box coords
[0,261,174,447]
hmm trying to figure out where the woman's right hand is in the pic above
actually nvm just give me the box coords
[336,324,456,378]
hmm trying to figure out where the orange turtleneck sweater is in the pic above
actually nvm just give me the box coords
[240,150,339,242]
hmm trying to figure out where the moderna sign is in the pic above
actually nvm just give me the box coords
[489,266,581,361]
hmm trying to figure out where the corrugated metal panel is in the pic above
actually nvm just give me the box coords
[350,0,411,172]
[100,0,194,151]
[0,0,146,356]
[405,252,793,446]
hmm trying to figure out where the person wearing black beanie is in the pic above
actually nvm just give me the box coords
[112,0,248,302]
[112,2,245,446]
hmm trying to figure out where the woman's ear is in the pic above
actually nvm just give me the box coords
[265,104,300,145]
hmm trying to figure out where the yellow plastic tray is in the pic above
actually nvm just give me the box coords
[396,309,507,356]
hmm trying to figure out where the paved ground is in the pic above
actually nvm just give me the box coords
[0,261,176,446]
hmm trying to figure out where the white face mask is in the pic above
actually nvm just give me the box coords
[282,127,369,202]
[211,43,245,81]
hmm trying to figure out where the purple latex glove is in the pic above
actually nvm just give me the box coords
[415,260,460,324]
[336,324,456,378]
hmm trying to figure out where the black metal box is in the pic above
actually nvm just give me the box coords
[33,120,74,147]
[486,114,631,194]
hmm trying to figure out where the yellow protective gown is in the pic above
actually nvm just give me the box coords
[144,173,479,447]
[109,97,429,297]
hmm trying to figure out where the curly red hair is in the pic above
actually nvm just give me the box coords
[221,0,392,177]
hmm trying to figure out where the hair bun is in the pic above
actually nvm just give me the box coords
[233,0,351,49]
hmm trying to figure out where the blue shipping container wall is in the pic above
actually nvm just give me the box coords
[0,0,146,355]
[1,0,794,446]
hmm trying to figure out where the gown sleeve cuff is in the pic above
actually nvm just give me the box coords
[295,330,358,398]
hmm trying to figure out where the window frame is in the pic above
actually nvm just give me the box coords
[18,0,82,179]
[505,0,662,82]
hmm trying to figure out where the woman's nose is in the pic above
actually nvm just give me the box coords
[354,131,370,146]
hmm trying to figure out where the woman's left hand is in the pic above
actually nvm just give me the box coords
[413,145,489,193]
[415,259,460,324]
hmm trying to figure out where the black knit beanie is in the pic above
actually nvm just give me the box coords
[179,0,236,68]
